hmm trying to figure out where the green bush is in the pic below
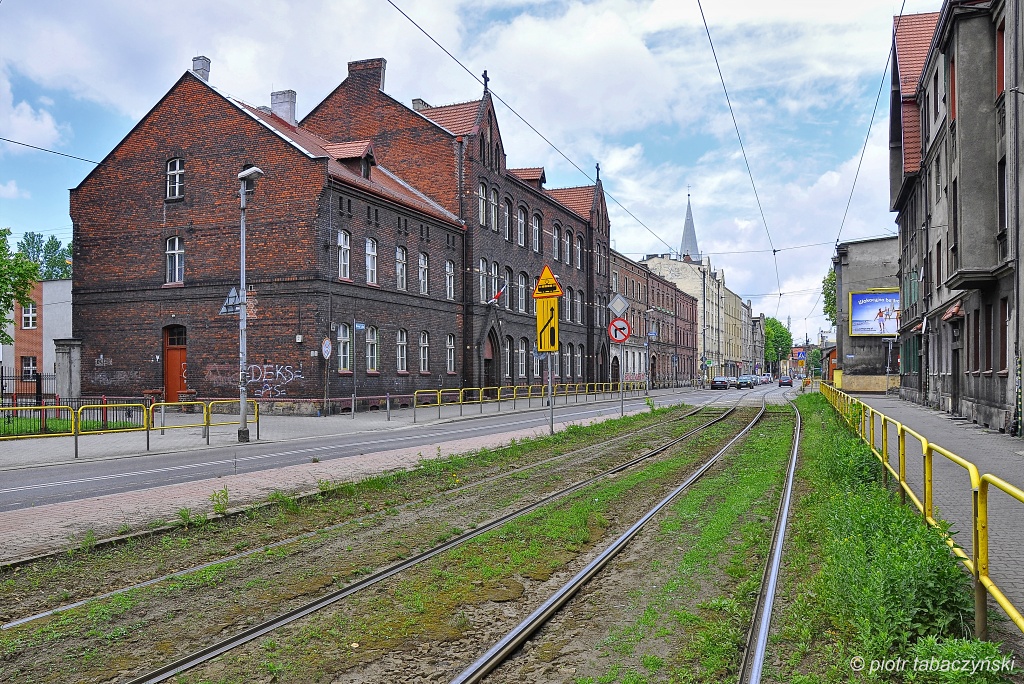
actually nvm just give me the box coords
[905,635,1016,683]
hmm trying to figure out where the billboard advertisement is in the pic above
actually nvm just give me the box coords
[849,290,900,336]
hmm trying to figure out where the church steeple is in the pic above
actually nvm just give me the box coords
[680,193,700,261]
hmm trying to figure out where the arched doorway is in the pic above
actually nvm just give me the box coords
[611,355,620,384]
[598,345,607,383]
[483,329,500,389]
[649,353,657,388]
[163,325,187,401]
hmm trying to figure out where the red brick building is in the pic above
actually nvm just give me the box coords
[70,56,697,401]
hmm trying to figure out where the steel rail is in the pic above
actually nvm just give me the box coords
[4,403,718,629]
[738,395,802,683]
[449,392,778,684]
[124,403,746,683]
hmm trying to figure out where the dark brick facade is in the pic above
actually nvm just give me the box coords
[70,57,698,400]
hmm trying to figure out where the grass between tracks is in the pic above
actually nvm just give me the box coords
[0,402,706,681]
[171,412,750,682]
[764,393,1016,684]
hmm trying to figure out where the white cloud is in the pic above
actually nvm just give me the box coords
[0,69,63,155]
[0,180,30,199]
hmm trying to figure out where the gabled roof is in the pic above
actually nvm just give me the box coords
[416,100,482,135]
[508,167,546,183]
[236,101,458,225]
[545,185,594,219]
[893,12,939,174]
[323,140,374,160]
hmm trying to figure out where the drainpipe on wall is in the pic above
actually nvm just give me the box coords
[1014,0,1022,435]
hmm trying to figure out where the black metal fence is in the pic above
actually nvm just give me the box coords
[0,368,56,406]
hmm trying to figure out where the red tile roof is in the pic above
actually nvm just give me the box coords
[417,100,482,135]
[235,101,459,226]
[508,167,546,183]
[894,12,939,174]
[546,185,595,219]
[894,13,939,98]
[323,140,373,160]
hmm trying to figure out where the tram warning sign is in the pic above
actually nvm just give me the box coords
[537,298,560,352]
[532,265,564,299]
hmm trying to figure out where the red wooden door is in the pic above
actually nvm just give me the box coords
[163,326,187,401]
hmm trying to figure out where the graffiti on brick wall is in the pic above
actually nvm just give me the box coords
[90,369,142,385]
[203,361,305,398]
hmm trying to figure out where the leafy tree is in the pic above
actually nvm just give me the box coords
[809,347,823,376]
[16,231,71,280]
[1,228,41,345]
[764,317,794,372]
[822,268,837,328]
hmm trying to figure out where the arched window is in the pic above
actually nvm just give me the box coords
[565,344,574,380]
[418,253,429,294]
[504,336,513,378]
[165,236,184,283]
[576,345,584,378]
[517,207,526,246]
[564,230,572,264]
[419,331,430,372]
[504,199,513,240]
[166,158,184,199]
[478,182,487,225]
[552,226,560,260]
[337,323,351,372]
[365,238,377,284]
[532,275,539,315]
[338,230,351,279]
[396,329,408,372]
[517,272,527,312]
[565,287,574,322]
[504,267,513,308]
[490,189,499,232]
[577,236,585,269]
[479,258,488,302]
[445,260,455,300]
[366,326,379,371]
[518,338,528,379]
[576,290,585,324]
[395,246,407,290]
[447,334,456,373]
[491,261,499,300]
[532,215,541,252]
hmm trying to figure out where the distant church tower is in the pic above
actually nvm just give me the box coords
[680,193,701,261]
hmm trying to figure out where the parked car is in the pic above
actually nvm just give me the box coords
[778,375,793,387]
[737,374,755,388]
[710,376,729,389]
[762,374,772,384]
[728,376,739,388]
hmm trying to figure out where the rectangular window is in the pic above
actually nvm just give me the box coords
[166,158,184,199]
[366,327,379,372]
[478,183,487,226]
[396,247,407,290]
[396,329,407,373]
[365,238,377,285]
[445,260,455,300]
[532,215,540,252]
[447,335,456,374]
[22,302,37,329]
[972,310,980,371]
[337,324,351,372]
[998,158,1007,232]
[21,356,37,381]
[418,253,429,294]
[985,304,993,371]
[997,23,1006,98]
[1000,298,1009,371]
[936,240,942,287]
[950,57,957,121]
[338,231,351,279]
[419,332,430,373]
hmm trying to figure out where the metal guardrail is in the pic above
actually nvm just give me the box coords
[411,381,646,423]
[821,383,1023,640]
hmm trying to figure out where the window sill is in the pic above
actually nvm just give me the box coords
[447,372,458,376]
[162,282,184,288]
[983,371,994,377]
[366,283,380,288]
[397,371,410,376]
[337,371,353,376]
[366,371,380,376]
[998,369,1009,377]
[164,197,184,204]
[338,277,352,283]
[419,371,432,376]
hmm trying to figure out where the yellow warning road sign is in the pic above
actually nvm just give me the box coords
[532,264,564,299]
[537,298,559,352]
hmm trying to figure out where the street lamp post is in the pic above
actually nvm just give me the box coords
[644,308,655,394]
[237,166,264,443]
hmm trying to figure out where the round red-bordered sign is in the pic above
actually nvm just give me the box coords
[608,317,631,343]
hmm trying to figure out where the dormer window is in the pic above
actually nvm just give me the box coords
[166,158,184,199]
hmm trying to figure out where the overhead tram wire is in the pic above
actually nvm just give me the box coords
[0,137,100,165]
[384,0,676,255]
[805,0,907,323]
[696,0,783,317]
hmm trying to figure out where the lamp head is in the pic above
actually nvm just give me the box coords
[238,166,265,182]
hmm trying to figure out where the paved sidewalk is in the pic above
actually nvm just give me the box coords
[0,390,683,564]
[853,394,1024,631]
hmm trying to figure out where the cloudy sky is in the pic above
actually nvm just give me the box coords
[0,0,939,343]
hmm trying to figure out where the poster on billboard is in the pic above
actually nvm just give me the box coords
[849,290,900,336]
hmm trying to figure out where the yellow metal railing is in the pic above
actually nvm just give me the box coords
[821,383,1021,640]
[412,381,644,422]
[0,404,76,440]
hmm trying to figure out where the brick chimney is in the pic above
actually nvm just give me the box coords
[347,58,387,90]
[271,90,297,125]
[192,56,211,82]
